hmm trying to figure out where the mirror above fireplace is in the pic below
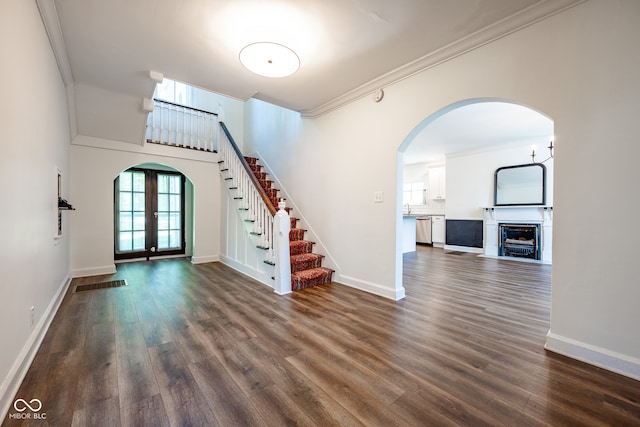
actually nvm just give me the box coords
[494,163,546,206]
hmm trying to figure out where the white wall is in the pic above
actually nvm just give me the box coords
[446,140,554,219]
[243,0,640,379]
[0,0,72,415]
[191,86,245,147]
[75,82,149,145]
[70,137,221,275]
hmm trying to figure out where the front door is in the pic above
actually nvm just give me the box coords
[114,168,185,260]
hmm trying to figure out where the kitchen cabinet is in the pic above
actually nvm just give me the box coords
[431,215,445,245]
[428,167,446,199]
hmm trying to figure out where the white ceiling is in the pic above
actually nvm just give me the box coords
[51,0,582,116]
[403,102,554,164]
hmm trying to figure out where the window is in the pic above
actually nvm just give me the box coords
[155,78,190,105]
[403,182,426,206]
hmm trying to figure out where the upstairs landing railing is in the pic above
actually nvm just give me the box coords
[146,99,218,152]
[218,122,291,294]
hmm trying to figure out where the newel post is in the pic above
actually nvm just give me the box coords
[273,200,291,295]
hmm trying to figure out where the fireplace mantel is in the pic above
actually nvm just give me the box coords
[483,205,553,264]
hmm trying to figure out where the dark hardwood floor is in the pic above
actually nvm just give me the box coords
[4,246,640,426]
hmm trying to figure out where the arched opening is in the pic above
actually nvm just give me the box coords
[396,98,554,292]
[113,162,195,263]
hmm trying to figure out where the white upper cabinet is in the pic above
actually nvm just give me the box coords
[428,166,446,199]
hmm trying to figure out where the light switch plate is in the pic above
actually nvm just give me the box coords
[374,191,384,203]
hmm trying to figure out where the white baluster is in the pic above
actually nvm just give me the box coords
[198,112,203,150]
[153,104,160,141]
[170,105,175,144]
[175,105,180,146]
[160,104,165,143]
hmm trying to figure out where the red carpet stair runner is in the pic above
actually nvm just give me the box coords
[244,157,334,291]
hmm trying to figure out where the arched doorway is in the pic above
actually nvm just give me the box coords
[113,162,195,262]
[396,98,554,288]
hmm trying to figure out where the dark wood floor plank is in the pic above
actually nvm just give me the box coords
[129,286,173,348]
[190,356,268,427]
[4,248,640,427]
[120,394,170,427]
[202,326,275,394]
[285,350,407,426]
[247,383,317,427]
[75,322,118,411]
[71,397,121,427]
[147,342,218,426]
[114,303,161,409]
[236,336,366,427]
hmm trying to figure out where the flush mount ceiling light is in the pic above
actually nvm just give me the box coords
[239,42,300,78]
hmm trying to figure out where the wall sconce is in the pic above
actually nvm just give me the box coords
[58,197,75,210]
[531,138,554,163]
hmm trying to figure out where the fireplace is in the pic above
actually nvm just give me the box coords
[499,223,541,260]
[483,206,552,264]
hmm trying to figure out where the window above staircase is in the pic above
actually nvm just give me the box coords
[155,78,191,105]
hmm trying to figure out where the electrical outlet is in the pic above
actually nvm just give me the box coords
[374,191,384,203]
[30,306,35,328]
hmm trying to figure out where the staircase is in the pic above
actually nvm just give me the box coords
[244,156,334,291]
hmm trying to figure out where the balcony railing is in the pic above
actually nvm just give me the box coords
[145,99,217,152]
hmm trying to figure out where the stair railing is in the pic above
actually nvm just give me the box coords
[146,99,218,152]
[218,122,291,295]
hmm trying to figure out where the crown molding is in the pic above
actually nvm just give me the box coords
[36,0,74,87]
[300,0,587,119]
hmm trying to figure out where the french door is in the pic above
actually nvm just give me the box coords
[114,168,185,260]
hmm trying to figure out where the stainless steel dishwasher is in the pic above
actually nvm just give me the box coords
[416,216,432,244]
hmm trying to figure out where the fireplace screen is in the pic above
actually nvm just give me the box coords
[499,223,541,260]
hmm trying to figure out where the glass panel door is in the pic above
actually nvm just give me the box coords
[116,170,146,255]
[115,168,185,260]
[156,174,183,251]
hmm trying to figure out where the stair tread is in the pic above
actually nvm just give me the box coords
[291,267,334,291]
[290,253,323,261]
[289,240,315,255]
[292,267,334,278]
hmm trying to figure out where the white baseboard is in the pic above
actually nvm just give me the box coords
[338,274,405,301]
[191,255,220,265]
[71,264,116,278]
[443,244,483,253]
[545,332,640,381]
[0,274,71,420]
